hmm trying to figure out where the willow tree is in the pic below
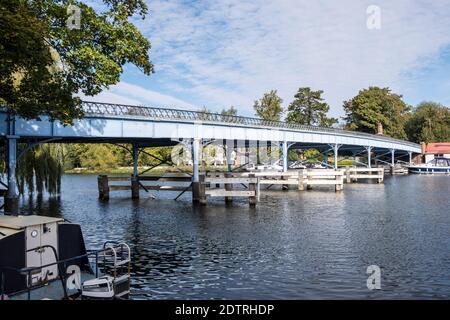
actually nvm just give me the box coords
[16,144,65,196]
[1,0,153,196]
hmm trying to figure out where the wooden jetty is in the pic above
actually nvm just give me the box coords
[97,167,386,203]
[344,167,384,183]
[97,174,192,200]
[242,169,344,191]
[199,173,259,206]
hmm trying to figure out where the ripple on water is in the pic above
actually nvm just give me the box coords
[19,174,450,299]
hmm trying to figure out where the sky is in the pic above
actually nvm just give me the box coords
[84,0,450,119]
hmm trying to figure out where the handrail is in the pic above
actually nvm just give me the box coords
[0,245,114,300]
[80,101,420,148]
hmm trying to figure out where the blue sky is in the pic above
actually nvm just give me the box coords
[84,0,450,119]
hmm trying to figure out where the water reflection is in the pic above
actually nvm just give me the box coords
[18,174,450,299]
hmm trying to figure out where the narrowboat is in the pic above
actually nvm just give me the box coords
[0,215,131,300]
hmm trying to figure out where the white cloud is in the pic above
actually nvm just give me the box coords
[106,0,450,117]
[80,82,199,110]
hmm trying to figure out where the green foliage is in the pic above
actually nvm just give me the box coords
[343,87,409,139]
[221,106,238,116]
[17,144,64,195]
[303,149,322,163]
[253,90,284,121]
[0,0,153,124]
[405,101,450,143]
[286,87,337,127]
[77,144,117,171]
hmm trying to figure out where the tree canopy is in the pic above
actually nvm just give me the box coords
[343,87,409,139]
[405,101,450,143]
[286,87,337,127]
[0,0,153,124]
[221,106,238,117]
[253,90,283,121]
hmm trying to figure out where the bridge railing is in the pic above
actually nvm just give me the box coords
[81,101,418,148]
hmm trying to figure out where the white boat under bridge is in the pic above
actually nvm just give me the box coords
[0,101,421,213]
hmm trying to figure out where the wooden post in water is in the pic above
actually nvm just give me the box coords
[224,172,233,203]
[98,175,110,200]
[131,176,139,199]
[199,174,207,205]
[378,168,384,183]
[335,172,343,192]
[298,169,304,191]
[248,174,257,206]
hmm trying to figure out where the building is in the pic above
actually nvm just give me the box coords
[421,142,450,163]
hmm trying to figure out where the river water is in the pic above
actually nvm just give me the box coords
[20,174,449,299]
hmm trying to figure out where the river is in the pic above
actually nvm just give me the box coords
[20,174,450,299]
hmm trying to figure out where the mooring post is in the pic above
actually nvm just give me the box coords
[335,172,343,192]
[131,143,139,199]
[5,136,19,215]
[248,173,257,206]
[98,175,110,200]
[346,168,351,184]
[224,172,233,203]
[199,174,206,205]
[192,138,200,202]
[298,169,305,191]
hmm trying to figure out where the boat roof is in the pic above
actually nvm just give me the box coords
[0,215,64,230]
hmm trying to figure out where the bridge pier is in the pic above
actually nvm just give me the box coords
[131,143,139,199]
[365,146,373,168]
[332,144,341,170]
[4,136,19,215]
[282,141,289,190]
[192,138,201,203]
[226,141,233,172]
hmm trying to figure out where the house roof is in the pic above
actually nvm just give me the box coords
[423,142,450,154]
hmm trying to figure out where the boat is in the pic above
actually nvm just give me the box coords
[406,157,450,174]
[0,215,131,300]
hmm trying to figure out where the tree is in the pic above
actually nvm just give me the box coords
[221,106,238,117]
[405,102,450,143]
[0,0,153,124]
[253,90,284,121]
[343,87,409,139]
[286,87,337,127]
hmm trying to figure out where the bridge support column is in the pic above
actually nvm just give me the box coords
[192,138,201,203]
[281,141,289,190]
[390,149,396,175]
[332,144,341,170]
[4,136,19,215]
[131,143,139,199]
[226,140,233,172]
[365,146,373,168]
[282,141,288,172]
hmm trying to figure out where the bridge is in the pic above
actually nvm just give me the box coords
[0,101,421,213]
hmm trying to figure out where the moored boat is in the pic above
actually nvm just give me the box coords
[0,215,131,300]
[406,157,450,174]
